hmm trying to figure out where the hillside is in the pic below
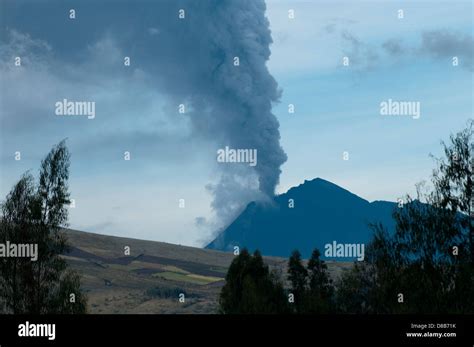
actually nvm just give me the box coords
[206,178,397,258]
[64,229,351,314]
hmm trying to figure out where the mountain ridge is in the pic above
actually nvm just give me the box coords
[206,178,397,258]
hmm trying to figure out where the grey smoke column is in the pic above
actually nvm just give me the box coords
[148,0,287,199]
[201,0,287,196]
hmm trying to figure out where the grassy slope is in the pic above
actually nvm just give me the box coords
[64,229,352,314]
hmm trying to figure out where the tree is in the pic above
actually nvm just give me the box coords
[336,122,474,313]
[287,250,308,313]
[0,174,37,313]
[432,120,473,262]
[306,249,334,313]
[0,140,87,313]
[219,249,289,314]
[335,228,404,313]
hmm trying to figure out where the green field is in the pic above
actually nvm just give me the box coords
[153,271,223,285]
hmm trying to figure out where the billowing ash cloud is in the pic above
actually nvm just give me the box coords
[136,0,287,222]
[420,30,473,70]
[0,0,286,233]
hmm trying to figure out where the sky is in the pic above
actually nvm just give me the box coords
[0,0,472,246]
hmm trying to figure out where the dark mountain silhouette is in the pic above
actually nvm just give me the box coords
[206,178,397,258]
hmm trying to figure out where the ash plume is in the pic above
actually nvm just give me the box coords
[143,0,287,224]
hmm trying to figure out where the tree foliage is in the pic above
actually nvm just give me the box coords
[336,122,474,313]
[306,249,334,313]
[287,250,308,312]
[0,140,87,313]
[219,249,289,314]
[287,249,334,313]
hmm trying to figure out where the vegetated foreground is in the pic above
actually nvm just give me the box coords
[64,229,352,314]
